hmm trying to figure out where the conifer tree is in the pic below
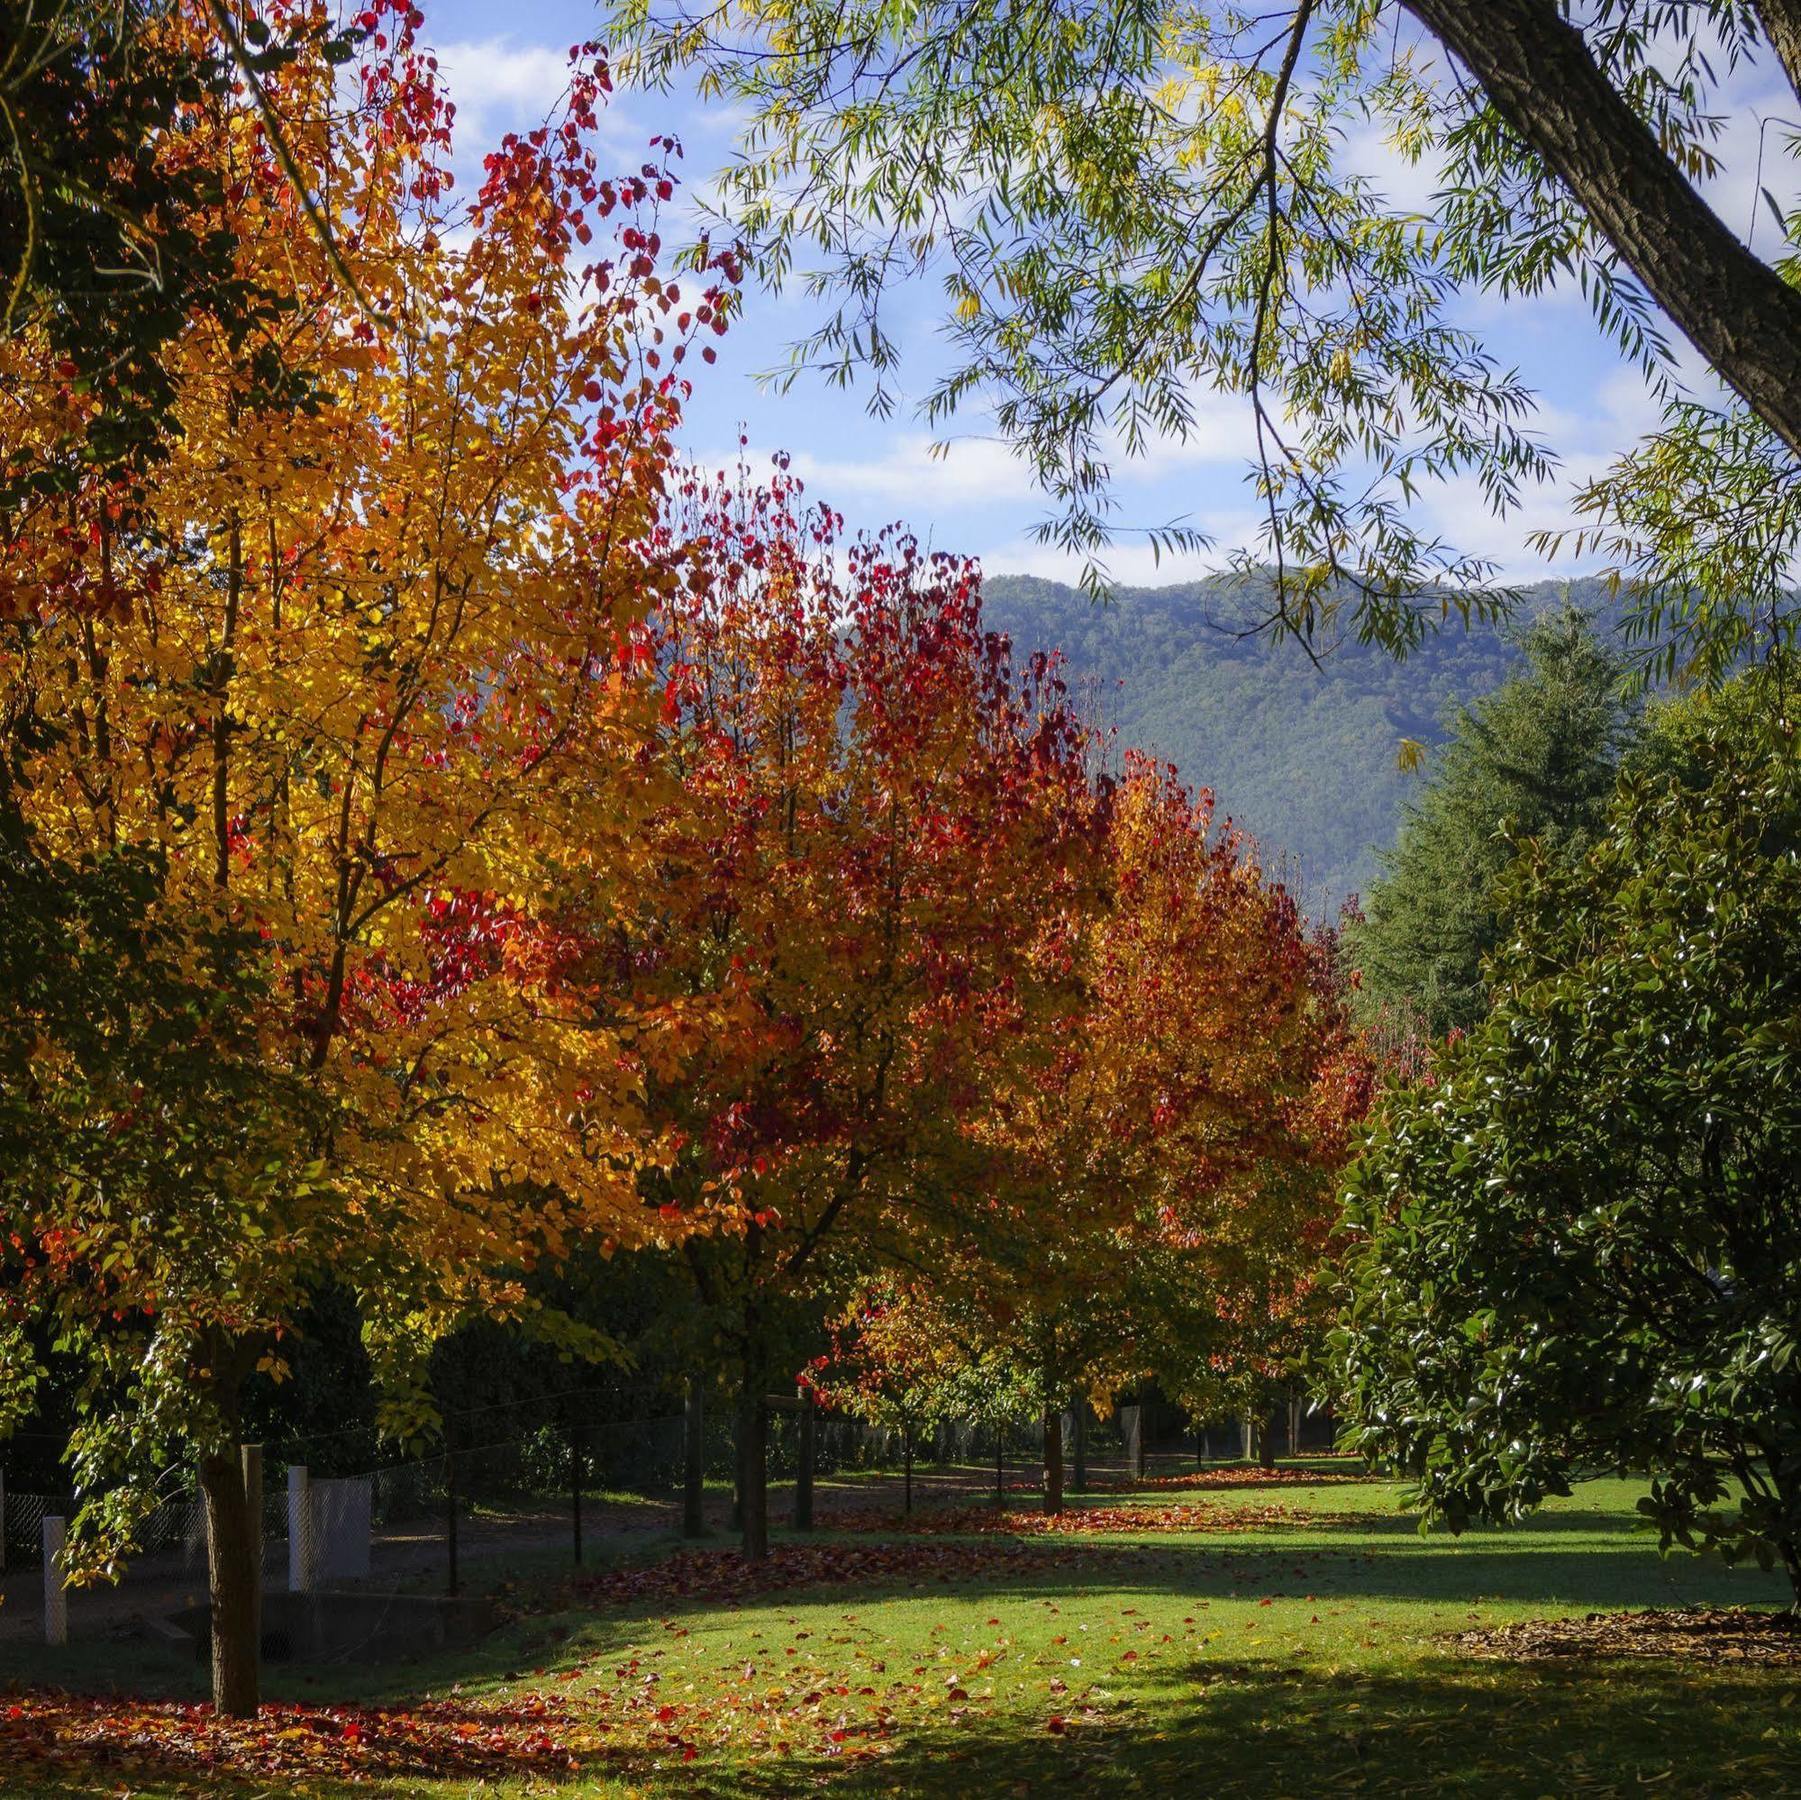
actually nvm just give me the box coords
[1348,609,1630,1035]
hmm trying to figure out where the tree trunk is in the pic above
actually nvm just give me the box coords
[570,1419,584,1565]
[1042,1403,1065,1516]
[1260,1401,1279,1471]
[736,1377,768,1560]
[1070,1402,1088,1494]
[683,1375,706,1538]
[793,1387,816,1531]
[198,1446,260,1719]
[994,1422,1005,1504]
[903,1425,913,1516]
[1287,1390,1302,1460]
[1403,0,1801,460]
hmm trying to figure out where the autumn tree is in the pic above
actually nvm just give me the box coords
[941,758,1366,1510]
[614,0,1801,675]
[0,7,728,1714]
[813,1278,974,1513]
[0,1,377,493]
[594,461,1098,1556]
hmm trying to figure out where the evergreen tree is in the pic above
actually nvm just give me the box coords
[1348,609,1630,1036]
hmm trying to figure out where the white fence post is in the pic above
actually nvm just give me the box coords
[42,1515,66,1647]
[287,1464,315,1593]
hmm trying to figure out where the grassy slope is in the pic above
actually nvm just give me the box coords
[4,1471,1797,1798]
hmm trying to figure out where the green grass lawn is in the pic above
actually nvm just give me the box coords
[4,1468,1797,1798]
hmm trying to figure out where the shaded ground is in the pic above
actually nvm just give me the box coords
[0,1452,1172,1649]
[2,1469,1796,1798]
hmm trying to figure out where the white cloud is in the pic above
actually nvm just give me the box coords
[430,36,643,164]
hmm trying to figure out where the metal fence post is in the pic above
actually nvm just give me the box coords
[42,1514,66,1647]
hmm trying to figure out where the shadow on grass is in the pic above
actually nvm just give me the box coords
[776,1657,1800,1800]
[5,1550,1798,1798]
[9,1657,1795,1800]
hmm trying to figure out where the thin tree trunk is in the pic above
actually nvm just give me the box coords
[1261,1401,1279,1471]
[737,1375,768,1560]
[1042,1403,1065,1516]
[198,1446,259,1719]
[903,1425,913,1516]
[683,1375,706,1538]
[793,1387,816,1531]
[1070,1402,1088,1494]
[994,1421,1005,1504]
[571,1418,584,1566]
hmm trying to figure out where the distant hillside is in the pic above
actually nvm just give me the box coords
[982,574,1606,913]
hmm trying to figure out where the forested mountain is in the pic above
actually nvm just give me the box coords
[982,574,1609,914]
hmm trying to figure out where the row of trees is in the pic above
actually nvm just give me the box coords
[0,3,1367,1716]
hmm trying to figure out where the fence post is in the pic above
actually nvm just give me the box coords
[287,1465,315,1592]
[42,1514,66,1647]
[571,1417,584,1567]
[682,1376,706,1539]
[1121,1404,1145,1481]
[445,1439,459,1597]
[241,1443,263,1657]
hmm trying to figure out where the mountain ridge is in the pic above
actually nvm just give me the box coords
[981,573,1608,913]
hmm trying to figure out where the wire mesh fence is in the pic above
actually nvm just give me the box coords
[1,1389,1285,1647]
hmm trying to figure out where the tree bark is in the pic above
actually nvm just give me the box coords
[793,1387,816,1531]
[1752,1,1801,106]
[682,1375,707,1538]
[1403,0,1801,458]
[1042,1404,1065,1516]
[198,1447,260,1719]
[1070,1401,1088,1494]
[736,1377,769,1560]
[903,1424,914,1515]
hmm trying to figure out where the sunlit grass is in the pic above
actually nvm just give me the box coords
[4,1470,1796,1797]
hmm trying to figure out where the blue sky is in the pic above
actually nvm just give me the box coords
[418,0,1786,591]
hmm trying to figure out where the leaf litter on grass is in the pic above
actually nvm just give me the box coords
[1447,1606,1801,1665]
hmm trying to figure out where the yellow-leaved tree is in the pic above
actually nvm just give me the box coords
[0,1,730,1713]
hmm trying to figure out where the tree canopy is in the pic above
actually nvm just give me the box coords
[611,0,1801,676]
[1348,606,1631,1034]
[1333,681,1801,1601]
